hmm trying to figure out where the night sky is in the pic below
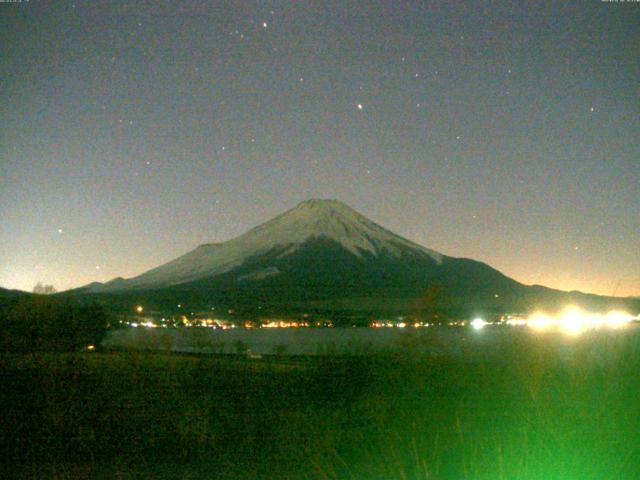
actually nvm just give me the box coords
[1,1,638,296]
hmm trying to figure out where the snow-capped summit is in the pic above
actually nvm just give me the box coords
[239,199,442,260]
[104,199,443,290]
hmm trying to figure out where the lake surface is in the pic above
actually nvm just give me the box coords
[102,323,640,359]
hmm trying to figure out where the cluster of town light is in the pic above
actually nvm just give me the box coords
[128,304,636,333]
[127,307,335,329]
[262,321,310,328]
[472,306,638,335]
[370,321,431,328]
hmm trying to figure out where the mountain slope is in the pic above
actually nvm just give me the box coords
[79,199,638,316]
[0,287,32,300]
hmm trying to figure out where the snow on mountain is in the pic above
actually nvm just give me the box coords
[99,199,443,291]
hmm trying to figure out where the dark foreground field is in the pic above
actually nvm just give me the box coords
[2,332,640,479]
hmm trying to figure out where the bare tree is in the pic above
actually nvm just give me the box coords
[33,282,57,295]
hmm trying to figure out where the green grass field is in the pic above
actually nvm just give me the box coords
[2,332,640,479]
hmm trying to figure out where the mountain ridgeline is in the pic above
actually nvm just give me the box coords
[74,199,638,318]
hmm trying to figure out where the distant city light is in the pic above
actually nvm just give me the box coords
[559,306,586,336]
[262,320,311,328]
[505,318,526,326]
[527,312,552,331]
[605,310,635,328]
[471,318,487,330]
[523,307,636,335]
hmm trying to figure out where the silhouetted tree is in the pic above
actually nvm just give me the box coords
[33,282,57,294]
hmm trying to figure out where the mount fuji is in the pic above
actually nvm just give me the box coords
[77,199,636,316]
[93,199,443,290]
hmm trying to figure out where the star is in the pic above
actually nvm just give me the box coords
[262,22,268,29]
[357,103,363,110]
[57,229,63,234]
[590,107,595,112]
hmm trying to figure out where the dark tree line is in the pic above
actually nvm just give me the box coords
[0,295,108,353]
